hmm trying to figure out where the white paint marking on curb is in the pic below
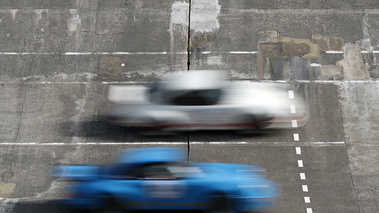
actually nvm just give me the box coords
[300,173,306,180]
[306,208,313,213]
[295,147,302,154]
[288,90,294,99]
[292,120,298,127]
[302,185,309,192]
[304,197,311,203]
[290,105,296,113]
[293,134,300,141]
[298,160,304,167]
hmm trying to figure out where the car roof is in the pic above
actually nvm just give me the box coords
[161,70,228,91]
[116,147,185,164]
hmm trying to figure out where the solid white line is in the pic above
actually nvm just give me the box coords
[306,208,313,213]
[325,51,344,54]
[64,52,93,55]
[359,50,379,54]
[228,51,258,54]
[3,79,378,85]
[310,141,345,145]
[288,90,294,99]
[302,185,309,192]
[310,63,322,67]
[300,173,306,180]
[294,134,300,141]
[290,105,296,113]
[0,142,187,145]
[295,147,301,154]
[1,50,379,56]
[304,197,311,203]
[193,142,248,145]
[298,160,304,167]
[0,141,346,146]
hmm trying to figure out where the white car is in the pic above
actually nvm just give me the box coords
[107,70,308,133]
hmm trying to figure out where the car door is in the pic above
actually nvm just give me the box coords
[105,163,189,210]
[137,163,190,210]
[168,89,233,128]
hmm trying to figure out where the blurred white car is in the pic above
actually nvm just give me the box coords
[107,70,308,133]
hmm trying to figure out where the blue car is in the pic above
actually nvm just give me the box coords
[52,147,279,212]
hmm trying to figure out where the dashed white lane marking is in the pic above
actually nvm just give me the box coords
[302,185,309,192]
[293,133,300,141]
[304,197,311,203]
[298,160,304,167]
[300,173,306,180]
[290,105,296,113]
[289,91,313,213]
[306,208,313,213]
[296,147,302,154]
[288,90,295,99]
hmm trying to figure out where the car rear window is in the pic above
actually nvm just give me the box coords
[169,89,222,105]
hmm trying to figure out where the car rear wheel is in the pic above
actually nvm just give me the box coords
[236,115,272,134]
[135,118,160,135]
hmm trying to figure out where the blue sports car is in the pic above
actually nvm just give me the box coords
[52,147,279,212]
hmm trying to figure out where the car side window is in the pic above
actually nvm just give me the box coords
[113,163,203,180]
[170,89,222,106]
[142,164,175,179]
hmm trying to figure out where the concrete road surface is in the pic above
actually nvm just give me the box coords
[1,1,379,213]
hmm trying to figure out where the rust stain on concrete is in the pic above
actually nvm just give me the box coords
[258,37,319,59]
[269,37,319,58]
[0,183,16,198]
[190,33,215,48]
[97,56,123,77]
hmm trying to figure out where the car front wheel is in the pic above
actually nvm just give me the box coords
[89,195,125,213]
[205,194,233,213]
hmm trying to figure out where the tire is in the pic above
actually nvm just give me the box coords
[205,194,233,213]
[136,118,160,135]
[236,115,272,134]
[89,196,123,213]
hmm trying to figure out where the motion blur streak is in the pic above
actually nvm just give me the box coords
[107,70,309,134]
[52,147,279,212]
